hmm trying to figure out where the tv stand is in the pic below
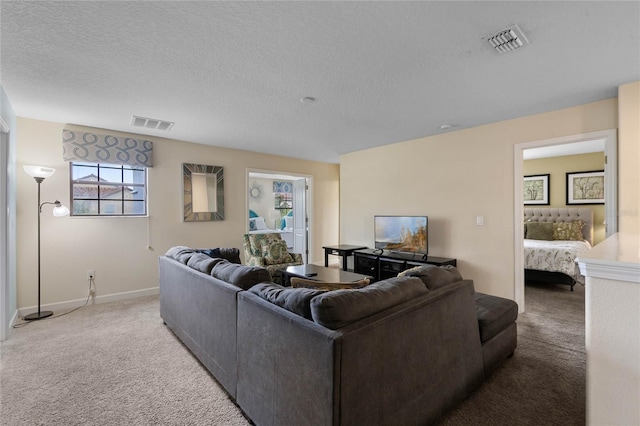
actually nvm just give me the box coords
[353,249,457,282]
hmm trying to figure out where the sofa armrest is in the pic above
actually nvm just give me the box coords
[289,252,303,263]
[236,291,340,426]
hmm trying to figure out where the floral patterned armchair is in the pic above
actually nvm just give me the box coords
[242,233,303,283]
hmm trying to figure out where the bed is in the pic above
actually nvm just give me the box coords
[523,207,593,291]
[248,213,294,248]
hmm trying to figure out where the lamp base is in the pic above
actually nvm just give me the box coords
[23,310,53,321]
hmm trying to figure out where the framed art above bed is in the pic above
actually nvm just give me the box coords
[523,174,550,205]
[566,170,605,205]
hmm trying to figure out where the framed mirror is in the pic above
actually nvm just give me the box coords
[183,163,224,221]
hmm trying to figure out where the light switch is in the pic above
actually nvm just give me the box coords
[476,216,484,226]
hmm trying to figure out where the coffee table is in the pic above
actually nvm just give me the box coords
[281,264,373,286]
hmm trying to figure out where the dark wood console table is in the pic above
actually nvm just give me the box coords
[353,249,457,281]
[322,244,368,271]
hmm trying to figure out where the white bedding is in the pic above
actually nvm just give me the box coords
[524,239,592,284]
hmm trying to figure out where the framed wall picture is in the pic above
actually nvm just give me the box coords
[524,174,550,205]
[566,170,604,204]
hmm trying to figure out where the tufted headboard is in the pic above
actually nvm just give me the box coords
[524,207,594,246]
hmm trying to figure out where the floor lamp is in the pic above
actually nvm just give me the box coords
[23,165,70,321]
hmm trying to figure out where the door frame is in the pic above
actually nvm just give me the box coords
[513,129,617,311]
[246,168,313,263]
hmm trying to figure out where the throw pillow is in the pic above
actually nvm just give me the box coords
[249,283,325,320]
[397,264,462,290]
[525,222,554,240]
[553,219,585,241]
[262,239,293,265]
[291,277,369,291]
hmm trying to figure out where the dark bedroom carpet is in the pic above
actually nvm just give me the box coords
[1,282,585,425]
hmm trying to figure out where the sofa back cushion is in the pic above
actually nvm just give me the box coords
[186,253,226,275]
[165,246,195,264]
[197,247,242,264]
[310,276,428,330]
[211,261,272,290]
[249,283,326,320]
[397,264,462,290]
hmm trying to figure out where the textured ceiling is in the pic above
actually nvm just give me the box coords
[2,1,639,163]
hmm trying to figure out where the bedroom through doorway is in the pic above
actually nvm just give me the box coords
[246,169,312,264]
[514,129,617,312]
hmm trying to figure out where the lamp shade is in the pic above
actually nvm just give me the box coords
[52,202,70,217]
[23,165,56,178]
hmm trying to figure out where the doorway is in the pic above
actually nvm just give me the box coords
[513,129,617,311]
[247,169,312,264]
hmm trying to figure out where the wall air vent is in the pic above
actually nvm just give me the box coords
[131,115,174,131]
[487,24,529,54]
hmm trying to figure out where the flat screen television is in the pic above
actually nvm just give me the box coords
[374,215,428,255]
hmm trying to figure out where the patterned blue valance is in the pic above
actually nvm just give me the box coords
[62,129,153,168]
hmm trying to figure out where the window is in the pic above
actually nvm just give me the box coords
[70,162,147,216]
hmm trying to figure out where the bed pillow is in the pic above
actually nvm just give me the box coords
[284,216,293,229]
[249,217,267,231]
[525,222,554,240]
[553,220,585,241]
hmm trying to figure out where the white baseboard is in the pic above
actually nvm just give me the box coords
[17,287,159,318]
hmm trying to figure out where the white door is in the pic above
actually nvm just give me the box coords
[293,178,307,263]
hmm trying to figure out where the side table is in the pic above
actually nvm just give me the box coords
[322,244,368,271]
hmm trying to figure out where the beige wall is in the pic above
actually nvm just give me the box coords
[17,118,339,310]
[340,98,618,299]
[618,81,640,233]
[524,152,606,245]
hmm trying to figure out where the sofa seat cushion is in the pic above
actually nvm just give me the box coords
[397,264,462,290]
[187,253,226,274]
[211,261,272,290]
[250,283,326,320]
[475,293,518,343]
[310,276,428,330]
[165,246,195,264]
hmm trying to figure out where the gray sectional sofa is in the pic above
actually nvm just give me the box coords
[159,246,518,425]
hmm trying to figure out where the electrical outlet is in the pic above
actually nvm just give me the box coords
[87,270,95,280]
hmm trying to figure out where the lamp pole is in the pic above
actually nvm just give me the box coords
[24,177,53,321]
[22,165,69,321]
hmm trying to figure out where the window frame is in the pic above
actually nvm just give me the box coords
[69,162,148,217]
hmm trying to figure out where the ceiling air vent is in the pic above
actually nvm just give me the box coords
[487,24,529,54]
[131,115,174,131]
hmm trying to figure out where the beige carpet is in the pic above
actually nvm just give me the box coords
[1,282,584,425]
